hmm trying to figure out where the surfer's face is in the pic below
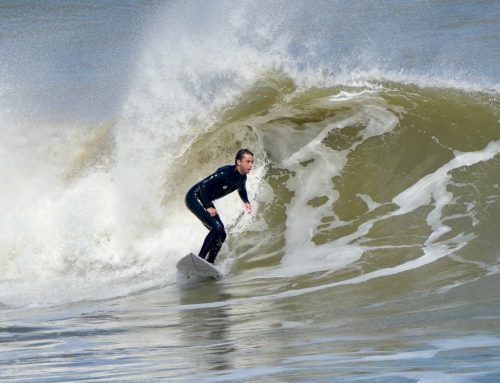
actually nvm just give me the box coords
[236,154,254,175]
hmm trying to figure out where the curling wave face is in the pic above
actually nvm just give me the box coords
[2,75,500,307]
[206,77,500,295]
[1,0,500,308]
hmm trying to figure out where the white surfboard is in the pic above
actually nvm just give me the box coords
[176,253,223,280]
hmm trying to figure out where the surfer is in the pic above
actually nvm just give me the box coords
[185,149,254,264]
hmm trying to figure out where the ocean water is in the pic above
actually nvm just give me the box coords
[1,1,500,382]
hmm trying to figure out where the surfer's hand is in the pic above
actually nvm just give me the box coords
[207,207,218,217]
[244,202,253,214]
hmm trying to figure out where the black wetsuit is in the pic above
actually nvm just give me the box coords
[185,165,249,264]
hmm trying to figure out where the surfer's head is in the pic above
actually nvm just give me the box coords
[235,148,254,175]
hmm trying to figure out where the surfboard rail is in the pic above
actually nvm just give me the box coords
[176,253,223,279]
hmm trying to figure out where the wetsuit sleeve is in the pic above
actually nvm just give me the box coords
[238,177,250,204]
[197,167,225,209]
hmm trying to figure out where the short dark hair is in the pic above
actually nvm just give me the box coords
[235,148,254,164]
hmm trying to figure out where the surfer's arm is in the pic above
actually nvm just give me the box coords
[237,177,249,204]
[198,166,227,209]
[238,180,252,213]
[198,176,216,209]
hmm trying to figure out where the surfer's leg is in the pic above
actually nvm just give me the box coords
[185,189,226,263]
[204,216,226,264]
